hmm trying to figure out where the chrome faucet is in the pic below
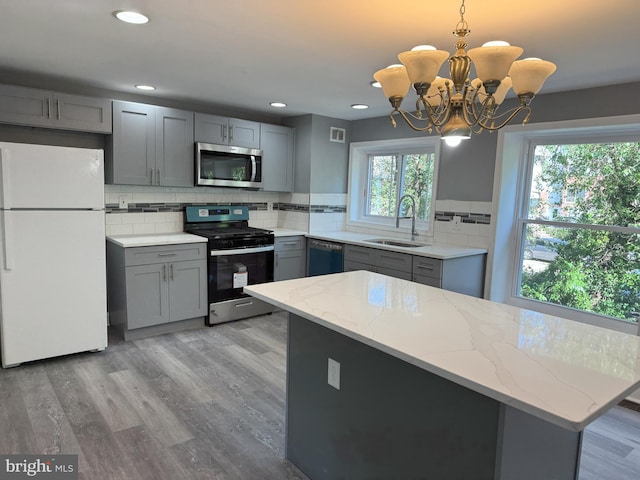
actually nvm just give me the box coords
[395,194,418,241]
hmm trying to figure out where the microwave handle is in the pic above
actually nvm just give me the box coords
[229,124,234,142]
[250,156,257,181]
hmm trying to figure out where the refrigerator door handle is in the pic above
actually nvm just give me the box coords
[1,211,13,270]
[0,148,12,209]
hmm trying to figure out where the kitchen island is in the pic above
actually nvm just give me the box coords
[244,271,640,480]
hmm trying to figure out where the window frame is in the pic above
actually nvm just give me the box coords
[347,137,440,237]
[488,114,640,335]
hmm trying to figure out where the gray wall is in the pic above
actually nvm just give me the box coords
[286,115,312,194]
[285,114,350,194]
[350,80,640,202]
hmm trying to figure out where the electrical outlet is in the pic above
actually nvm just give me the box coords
[328,358,340,390]
[118,196,128,209]
[452,215,461,231]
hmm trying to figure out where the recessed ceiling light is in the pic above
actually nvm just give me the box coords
[270,102,287,108]
[351,104,369,110]
[370,81,381,88]
[135,85,156,91]
[114,10,149,24]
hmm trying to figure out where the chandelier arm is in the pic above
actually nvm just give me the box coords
[463,91,496,128]
[422,94,453,129]
[390,109,435,132]
[475,105,532,131]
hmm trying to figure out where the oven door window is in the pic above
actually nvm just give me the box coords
[209,250,274,303]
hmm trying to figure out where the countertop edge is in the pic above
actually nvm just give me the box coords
[107,233,208,248]
[305,232,487,259]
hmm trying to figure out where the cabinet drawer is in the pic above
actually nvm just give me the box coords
[275,236,305,252]
[124,243,206,266]
[377,266,412,281]
[376,250,412,272]
[344,244,376,264]
[344,259,375,273]
[412,256,442,279]
[412,273,442,288]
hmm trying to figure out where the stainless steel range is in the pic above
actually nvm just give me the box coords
[184,205,274,325]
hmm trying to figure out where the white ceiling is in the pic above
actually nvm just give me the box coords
[1,0,639,121]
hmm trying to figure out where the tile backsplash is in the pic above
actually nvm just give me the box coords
[104,186,492,249]
[104,185,279,236]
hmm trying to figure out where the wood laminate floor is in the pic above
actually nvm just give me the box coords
[0,311,639,479]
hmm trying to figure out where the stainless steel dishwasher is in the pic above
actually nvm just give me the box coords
[307,239,344,276]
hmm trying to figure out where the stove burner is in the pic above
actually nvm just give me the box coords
[183,205,274,250]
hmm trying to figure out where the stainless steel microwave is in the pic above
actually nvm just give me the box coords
[195,142,263,189]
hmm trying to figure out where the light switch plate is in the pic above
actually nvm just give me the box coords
[328,358,340,390]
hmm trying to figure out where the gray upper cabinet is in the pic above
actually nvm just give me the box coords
[261,123,295,192]
[156,107,195,187]
[194,113,260,149]
[0,84,112,133]
[108,101,194,187]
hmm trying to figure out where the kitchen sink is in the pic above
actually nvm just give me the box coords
[364,238,431,248]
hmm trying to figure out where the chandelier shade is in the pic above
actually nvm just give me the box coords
[467,43,523,84]
[373,64,411,101]
[372,0,556,146]
[398,47,449,85]
[509,58,557,95]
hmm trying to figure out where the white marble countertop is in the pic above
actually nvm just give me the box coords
[271,228,308,237]
[245,271,640,432]
[107,233,207,248]
[306,231,486,259]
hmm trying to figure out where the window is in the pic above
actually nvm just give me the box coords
[348,138,439,235]
[366,152,435,220]
[517,141,639,324]
[489,116,640,334]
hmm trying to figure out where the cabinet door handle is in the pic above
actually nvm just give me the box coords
[162,264,166,281]
[157,253,177,257]
[222,124,227,141]
[275,252,278,267]
[150,168,154,185]
[417,264,434,270]
[57,99,61,120]
[156,168,161,185]
[283,242,298,246]
[170,263,174,280]
[47,98,52,119]
[229,124,233,141]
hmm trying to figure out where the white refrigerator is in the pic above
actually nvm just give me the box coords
[0,141,107,367]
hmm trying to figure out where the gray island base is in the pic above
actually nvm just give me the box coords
[245,271,640,480]
[287,314,581,480]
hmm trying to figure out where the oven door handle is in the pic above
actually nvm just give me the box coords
[209,245,274,256]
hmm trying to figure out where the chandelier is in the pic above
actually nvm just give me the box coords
[373,0,556,146]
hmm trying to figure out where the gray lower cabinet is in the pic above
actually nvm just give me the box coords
[275,236,306,281]
[107,101,194,186]
[261,123,295,192]
[194,113,260,148]
[344,243,485,296]
[0,83,112,133]
[344,244,412,280]
[412,254,486,297]
[107,242,207,340]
